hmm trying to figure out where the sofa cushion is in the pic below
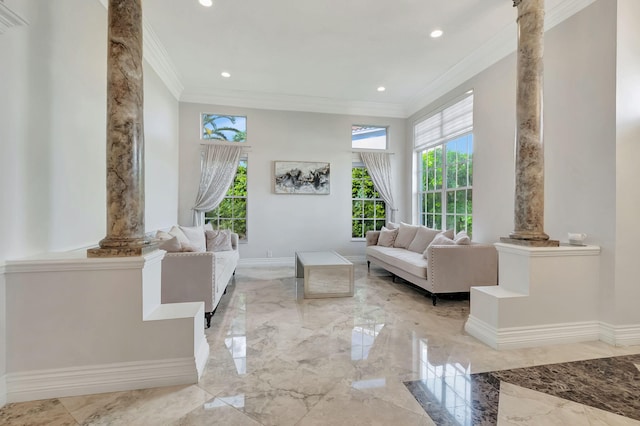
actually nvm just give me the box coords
[407,226,441,253]
[366,246,428,278]
[169,226,191,247]
[179,225,207,252]
[206,229,233,252]
[454,231,471,245]
[393,223,420,249]
[377,227,398,247]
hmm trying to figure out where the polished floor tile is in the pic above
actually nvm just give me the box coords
[1,263,639,425]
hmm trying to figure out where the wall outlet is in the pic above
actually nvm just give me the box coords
[267,250,273,258]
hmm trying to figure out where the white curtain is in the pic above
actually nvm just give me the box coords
[192,144,243,226]
[360,151,398,223]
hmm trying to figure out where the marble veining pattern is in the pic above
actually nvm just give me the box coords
[1,264,639,425]
[88,0,148,257]
[506,0,558,246]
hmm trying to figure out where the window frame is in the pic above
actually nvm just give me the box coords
[413,94,474,235]
[204,157,248,242]
[351,124,389,151]
[351,164,387,240]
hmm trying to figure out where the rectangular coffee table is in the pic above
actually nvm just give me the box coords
[295,251,354,299]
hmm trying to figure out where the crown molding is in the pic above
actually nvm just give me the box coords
[181,89,407,118]
[96,0,184,100]
[0,3,28,34]
[405,0,598,117]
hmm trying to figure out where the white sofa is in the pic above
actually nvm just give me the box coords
[365,226,498,305]
[159,227,239,328]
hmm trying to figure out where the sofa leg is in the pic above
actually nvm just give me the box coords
[233,269,236,276]
[392,274,396,283]
[431,294,437,306]
[205,312,213,328]
[367,261,370,271]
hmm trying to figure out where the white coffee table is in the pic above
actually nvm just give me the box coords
[295,251,354,299]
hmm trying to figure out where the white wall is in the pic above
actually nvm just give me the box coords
[178,103,406,259]
[614,0,640,326]
[0,0,180,406]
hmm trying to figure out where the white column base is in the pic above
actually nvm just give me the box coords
[0,374,6,408]
[466,243,602,349]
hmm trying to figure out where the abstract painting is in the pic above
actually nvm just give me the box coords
[274,161,330,194]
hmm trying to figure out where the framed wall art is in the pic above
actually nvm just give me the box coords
[274,161,330,195]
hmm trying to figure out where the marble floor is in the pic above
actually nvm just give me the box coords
[2,263,640,425]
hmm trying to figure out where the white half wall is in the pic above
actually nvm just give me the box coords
[178,103,407,259]
[0,0,180,406]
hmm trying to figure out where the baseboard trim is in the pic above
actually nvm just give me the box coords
[239,255,365,267]
[6,357,199,403]
[195,336,209,380]
[0,374,7,408]
[238,257,294,267]
[599,322,640,346]
[465,316,601,350]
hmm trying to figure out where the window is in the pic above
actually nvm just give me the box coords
[352,166,386,238]
[415,94,473,235]
[201,114,247,142]
[205,159,247,240]
[352,125,387,150]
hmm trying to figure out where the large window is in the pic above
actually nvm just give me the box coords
[352,167,386,238]
[415,94,473,235]
[205,159,247,240]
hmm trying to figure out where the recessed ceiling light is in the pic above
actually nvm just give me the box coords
[221,71,231,78]
[377,86,386,92]
[430,29,443,38]
[199,0,213,7]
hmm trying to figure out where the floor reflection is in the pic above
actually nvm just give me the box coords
[351,315,385,361]
[224,293,247,375]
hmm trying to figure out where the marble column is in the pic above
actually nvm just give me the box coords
[501,0,558,247]
[88,0,154,257]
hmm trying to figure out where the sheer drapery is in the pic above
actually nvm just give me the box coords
[360,151,398,223]
[192,144,243,226]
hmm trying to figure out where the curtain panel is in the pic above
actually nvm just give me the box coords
[360,151,398,223]
[192,144,243,226]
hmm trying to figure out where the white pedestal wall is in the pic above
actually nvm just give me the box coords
[466,243,601,349]
[4,250,209,402]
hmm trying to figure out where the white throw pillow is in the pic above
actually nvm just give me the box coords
[158,236,181,253]
[179,225,207,252]
[423,233,456,260]
[407,226,441,253]
[454,231,471,245]
[204,222,214,231]
[169,226,190,247]
[386,222,400,230]
[155,230,172,241]
[205,229,233,252]
[442,229,455,239]
[377,226,398,247]
[393,223,420,249]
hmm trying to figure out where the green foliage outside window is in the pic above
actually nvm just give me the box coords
[205,160,248,240]
[419,134,473,236]
[352,167,386,238]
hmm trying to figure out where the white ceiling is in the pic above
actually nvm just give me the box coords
[140,0,596,118]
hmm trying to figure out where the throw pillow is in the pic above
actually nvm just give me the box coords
[407,226,441,253]
[204,222,214,231]
[454,231,471,245]
[442,229,455,239]
[386,222,400,230]
[393,222,420,249]
[156,230,172,241]
[180,242,197,252]
[179,225,207,252]
[377,226,398,247]
[169,226,191,247]
[205,229,233,252]
[423,233,456,260]
[158,236,181,253]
